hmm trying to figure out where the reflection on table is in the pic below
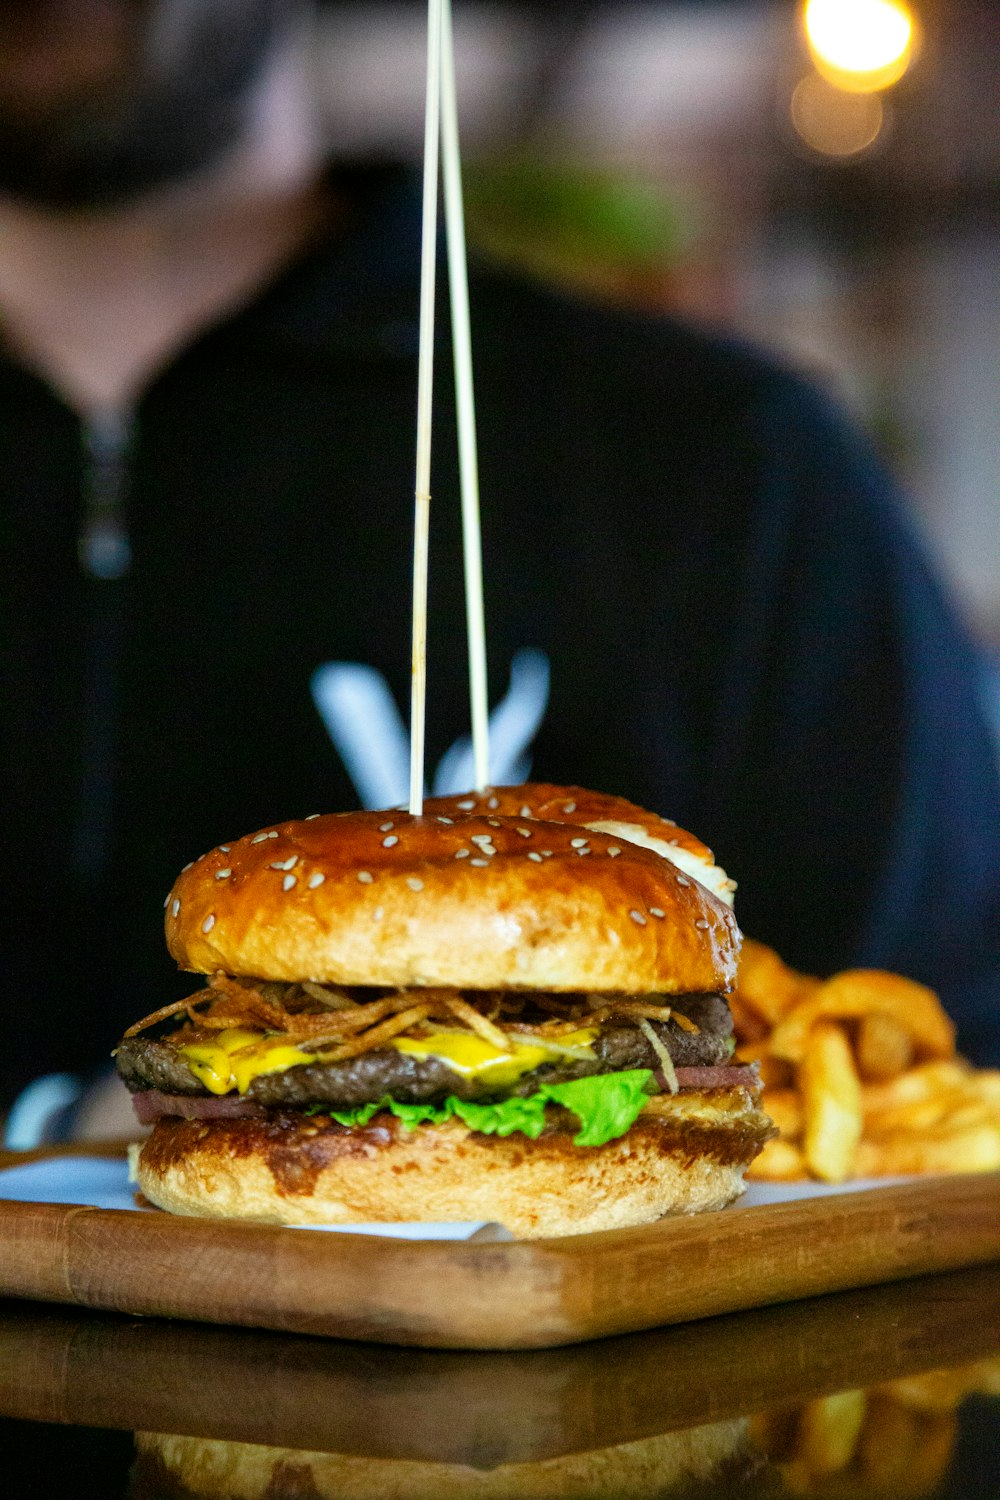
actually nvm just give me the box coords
[0,1265,997,1498]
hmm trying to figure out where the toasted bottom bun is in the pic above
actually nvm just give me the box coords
[132,1420,757,1500]
[134,1087,774,1237]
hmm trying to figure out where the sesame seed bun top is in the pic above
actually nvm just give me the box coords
[164,785,740,995]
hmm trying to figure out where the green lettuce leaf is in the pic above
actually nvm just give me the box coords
[451,1094,549,1139]
[541,1071,657,1147]
[316,1069,655,1148]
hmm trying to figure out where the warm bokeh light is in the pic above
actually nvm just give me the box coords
[803,0,917,92]
[790,72,886,157]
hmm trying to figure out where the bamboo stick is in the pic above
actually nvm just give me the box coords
[409,0,445,816]
[440,0,490,791]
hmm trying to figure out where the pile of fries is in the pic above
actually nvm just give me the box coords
[750,1358,1000,1497]
[733,940,1000,1182]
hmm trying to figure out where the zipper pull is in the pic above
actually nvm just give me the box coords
[78,407,133,579]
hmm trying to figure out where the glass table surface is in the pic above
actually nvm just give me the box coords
[1,1262,997,1498]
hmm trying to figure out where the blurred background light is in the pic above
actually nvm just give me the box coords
[790,71,886,157]
[803,0,917,93]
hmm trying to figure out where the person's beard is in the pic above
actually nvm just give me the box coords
[0,0,293,209]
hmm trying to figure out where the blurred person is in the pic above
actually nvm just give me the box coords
[1,0,998,1144]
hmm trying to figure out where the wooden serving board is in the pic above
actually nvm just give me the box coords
[0,1155,997,1349]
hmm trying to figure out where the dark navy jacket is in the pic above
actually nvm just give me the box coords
[2,167,998,1101]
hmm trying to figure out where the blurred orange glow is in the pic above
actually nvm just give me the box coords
[790,72,886,157]
[803,0,917,93]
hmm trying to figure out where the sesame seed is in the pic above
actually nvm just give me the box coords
[357,871,374,883]
[373,906,384,921]
[305,813,321,820]
[171,898,180,918]
[383,835,398,848]
[218,845,231,852]
[379,821,395,833]
[454,848,470,859]
[695,919,711,930]
[541,850,554,858]
[182,861,193,872]
[457,799,475,811]
[470,834,495,851]
[215,869,232,880]
[470,858,489,867]
[570,838,588,848]
[202,914,215,933]
[407,877,424,891]
[607,847,621,858]
[516,827,532,838]
[519,806,533,818]
[676,875,690,887]
[283,874,297,891]
[269,856,298,872]
[486,818,502,828]
[649,907,665,918]
[563,801,577,813]
[251,831,278,844]
[487,796,499,809]
[575,847,591,856]
[437,816,454,825]
[629,910,647,925]
[163,893,170,908]
[528,851,543,863]
[308,873,325,889]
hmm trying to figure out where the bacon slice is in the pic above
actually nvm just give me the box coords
[132,1090,267,1125]
[666,1064,760,1092]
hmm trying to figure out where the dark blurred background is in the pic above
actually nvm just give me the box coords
[314,0,999,696]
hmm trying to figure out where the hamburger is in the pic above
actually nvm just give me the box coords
[129,1420,770,1500]
[116,784,774,1236]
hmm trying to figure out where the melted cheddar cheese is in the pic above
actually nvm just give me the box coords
[177,1025,598,1095]
[391,1028,597,1089]
[178,1028,321,1095]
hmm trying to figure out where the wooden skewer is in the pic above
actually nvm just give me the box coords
[410,0,491,812]
[440,0,490,792]
[409,0,445,817]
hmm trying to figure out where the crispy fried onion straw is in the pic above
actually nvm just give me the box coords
[121,974,702,1061]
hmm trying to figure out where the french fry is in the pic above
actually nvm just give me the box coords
[759,1087,803,1141]
[855,1121,1000,1176]
[728,991,771,1046]
[797,1390,867,1476]
[884,1359,1000,1413]
[896,1412,959,1497]
[974,1358,1000,1397]
[800,1023,863,1183]
[733,1042,795,1090]
[746,1136,807,1180]
[862,1061,1000,1171]
[734,938,817,1026]
[769,970,955,1064]
[735,938,1000,1187]
[856,1009,914,1081]
[857,1395,956,1497]
[861,1060,974,1116]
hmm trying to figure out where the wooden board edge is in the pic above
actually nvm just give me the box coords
[0,1173,997,1348]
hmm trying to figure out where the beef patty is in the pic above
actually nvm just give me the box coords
[116,993,733,1109]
